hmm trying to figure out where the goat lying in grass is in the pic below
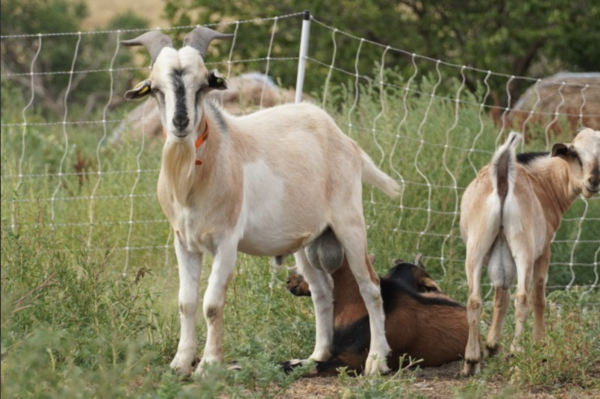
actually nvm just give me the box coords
[461,128,600,376]
[121,27,399,376]
[283,232,467,376]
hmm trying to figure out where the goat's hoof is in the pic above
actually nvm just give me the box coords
[169,354,197,376]
[281,359,310,374]
[193,358,222,378]
[364,353,391,376]
[309,349,331,362]
[286,273,311,297]
[227,361,241,371]
[461,360,481,377]
[484,344,500,358]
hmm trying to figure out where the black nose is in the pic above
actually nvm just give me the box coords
[173,115,189,130]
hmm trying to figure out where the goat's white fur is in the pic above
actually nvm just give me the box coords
[460,128,600,376]
[135,44,399,376]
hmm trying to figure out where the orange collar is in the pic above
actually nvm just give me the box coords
[194,120,209,166]
[162,121,209,166]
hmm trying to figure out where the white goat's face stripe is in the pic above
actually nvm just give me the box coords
[151,47,208,136]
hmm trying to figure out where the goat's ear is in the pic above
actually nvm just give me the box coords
[420,277,442,293]
[551,143,570,158]
[392,258,405,267]
[124,80,152,101]
[208,69,227,91]
[413,253,425,269]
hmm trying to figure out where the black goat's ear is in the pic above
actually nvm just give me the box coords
[551,143,570,158]
[208,69,227,90]
[124,80,152,100]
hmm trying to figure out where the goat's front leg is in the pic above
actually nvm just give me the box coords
[170,234,203,375]
[294,249,334,361]
[196,240,237,375]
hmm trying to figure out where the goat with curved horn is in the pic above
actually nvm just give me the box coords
[122,26,400,378]
[183,26,234,58]
[120,31,173,64]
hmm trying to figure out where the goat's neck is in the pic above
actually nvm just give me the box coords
[159,113,227,207]
[528,157,579,231]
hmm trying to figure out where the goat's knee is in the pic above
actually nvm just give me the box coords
[179,300,198,319]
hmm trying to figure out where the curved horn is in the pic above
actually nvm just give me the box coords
[121,31,173,64]
[183,26,234,58]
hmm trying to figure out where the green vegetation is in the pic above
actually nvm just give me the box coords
[2,69,599,397]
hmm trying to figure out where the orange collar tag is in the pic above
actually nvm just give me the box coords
[162,121,208,166]
[194,120,209,166]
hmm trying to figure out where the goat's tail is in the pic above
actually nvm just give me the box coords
[491,131,521,209]
[360,150,400,198]
[487,131,521,290]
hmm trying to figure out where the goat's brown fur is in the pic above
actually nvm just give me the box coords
[461,128,600,376]
[284,255,468,376]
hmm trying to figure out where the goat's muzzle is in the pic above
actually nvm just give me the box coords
[173,115,190,132]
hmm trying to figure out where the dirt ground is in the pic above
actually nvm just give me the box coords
[283,361,599,398]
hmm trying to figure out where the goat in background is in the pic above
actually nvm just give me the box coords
[284,230,467,376]
[121,27,400,376]
[461,128,599,376]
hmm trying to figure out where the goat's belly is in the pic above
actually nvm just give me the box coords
[237,229,318,256]
[236,159,327,256]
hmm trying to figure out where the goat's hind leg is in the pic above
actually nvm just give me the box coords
[485,287,510,357]
[333,221,391,375]
[532,248,550,343]
[294,249,334,361]
[462,240,486,376]
[170,234,203,376]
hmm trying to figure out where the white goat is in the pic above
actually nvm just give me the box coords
[121,27,399,376]
[460,128,600,376]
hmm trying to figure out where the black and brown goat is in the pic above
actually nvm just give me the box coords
[284,248,467,376]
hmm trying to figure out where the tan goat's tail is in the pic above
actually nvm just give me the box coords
[491,131,521,210]
[361,150,400,198]
[487,131,521,290]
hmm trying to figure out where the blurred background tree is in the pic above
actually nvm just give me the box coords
[2,0,599,115]
[164,0,600,106]
[1,0,149,118]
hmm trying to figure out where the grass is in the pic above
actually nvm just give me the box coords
[1,70,599,398]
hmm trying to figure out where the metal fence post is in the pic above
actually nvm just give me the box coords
[295,11,311,104]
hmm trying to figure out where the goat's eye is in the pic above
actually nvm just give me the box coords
[571,151,583,167]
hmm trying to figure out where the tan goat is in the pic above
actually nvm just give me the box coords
[121,27,399,376]
[460,128,600,376]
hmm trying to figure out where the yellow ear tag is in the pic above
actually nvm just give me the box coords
[134,80,150,94]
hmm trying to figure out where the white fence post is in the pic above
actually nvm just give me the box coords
[295,11,311,104]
